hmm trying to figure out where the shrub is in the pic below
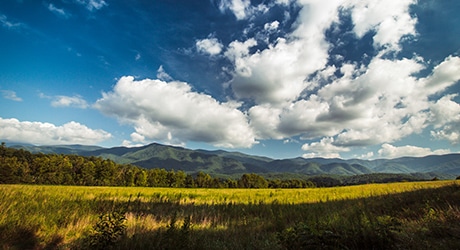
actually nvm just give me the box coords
[277,215,400,250]
[88,211,127,249]
[277,223,344,250]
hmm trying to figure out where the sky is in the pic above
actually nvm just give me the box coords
[1,0,460,160]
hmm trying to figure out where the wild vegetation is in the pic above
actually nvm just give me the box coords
[2,144,460,248]
[0,144,439,189]
[1,181,459,249]
[0,144,316,188]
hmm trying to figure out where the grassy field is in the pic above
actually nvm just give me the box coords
[1,181,459,249]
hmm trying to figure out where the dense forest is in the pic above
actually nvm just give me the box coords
[0,143,316,188]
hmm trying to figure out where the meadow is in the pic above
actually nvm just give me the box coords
[1,181,459,249]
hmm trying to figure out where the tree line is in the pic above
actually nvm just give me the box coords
[0,144,315,188]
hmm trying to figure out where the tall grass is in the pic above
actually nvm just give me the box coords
[1,181,459,249]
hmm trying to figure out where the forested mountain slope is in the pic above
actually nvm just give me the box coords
[6,142,460,177]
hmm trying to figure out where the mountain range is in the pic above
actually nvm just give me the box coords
[5,141,460,178]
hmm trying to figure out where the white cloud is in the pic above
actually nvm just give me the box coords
[301,137,350,159]
[47,3,70,19]
[348,0,417,51]
[217,0,250,20]
[75,0,107,11]
[196,37,223,56]
[358,151,374,160]
[210,0,460,158]
[226,1,341,105]
[378,143,451,159]
[1,90,22,101]
[94,76,256,148]
[422,56,460,95]
[0,117,111,145]
[429,94,460,144]
[121,139,145,148]
[264,21,279,32]
[224,0,420,106]
[217,0,267,20]
[51,95,89,109]
[0,14,23,29]
[156,65,173,81]
[218,0,425,156]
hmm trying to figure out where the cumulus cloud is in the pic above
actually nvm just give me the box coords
[94,76,256,148]
[429,94,460,144]
[196,37,223,56]
[378,143,451,159]
[348,0,417,51]
[302,137,350,158]
[291,54,459,157]
[216,0,267,20]
[422,56,460,95]
[0,117,111,145]
[51,95,89,109]
[264,21,279,32]
[216,0,460,157]
[1,90,22,101]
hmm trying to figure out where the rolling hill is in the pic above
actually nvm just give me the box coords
[5,141,460,177]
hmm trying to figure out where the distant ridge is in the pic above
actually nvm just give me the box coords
[5,141,460,177]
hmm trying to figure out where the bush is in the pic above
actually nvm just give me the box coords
[277,216,400,250]
[277,223,344,250]
[88,211,127,249]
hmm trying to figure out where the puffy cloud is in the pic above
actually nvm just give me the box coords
[429,94,460,144]
[422,56,460,95]
[378,143,451,159]
[226,1,341,105]
[217,0,268,20]
[0,117,111,145]
[264,21,279,32]
[196,37,223,56]
[248,55,430,147]
[1,90,22,101]
[225,0,421,105]
[51,95,89,109]
[245,51,459,157]
[349,0,417,50]
[94,76,256,148]
[217,0,250,20]
[301,137,349,159]
[215,0,459,157]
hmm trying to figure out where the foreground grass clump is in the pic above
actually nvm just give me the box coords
[0,181,459,249]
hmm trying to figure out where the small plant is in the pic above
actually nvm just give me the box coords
[277,223,343,250]
[156,213,193,249]
[89,210,127,249]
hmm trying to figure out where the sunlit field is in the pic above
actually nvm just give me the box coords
[1,181,459,249]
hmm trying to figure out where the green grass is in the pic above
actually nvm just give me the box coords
[1,181,459,249]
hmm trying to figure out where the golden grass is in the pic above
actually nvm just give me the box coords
[0,180,458,249]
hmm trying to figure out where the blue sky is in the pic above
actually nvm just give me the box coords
[1,0,460,159]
